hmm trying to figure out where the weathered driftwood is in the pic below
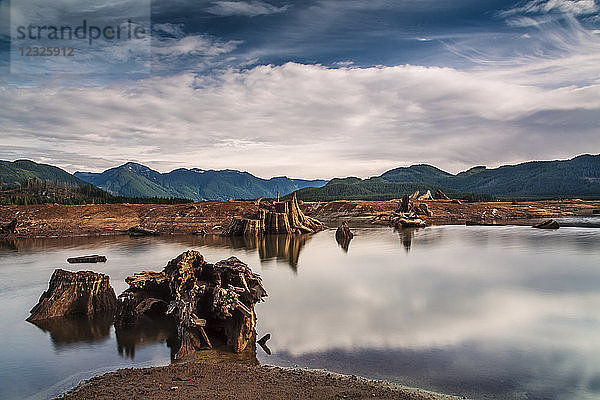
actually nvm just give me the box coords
[67,255,107,263]
[27,269,117,322]
[373,193,429,230]
[435,189,450,200]
[223,192,324,236]
[417,190,433,201]
[414,203,433,217]
[335,222,354,252]
[114,251,267,357]
[396,217,426,228]
[533,219,560,229]
[465,220,505,226]
[257,333,272,355]
[127,226,161,236]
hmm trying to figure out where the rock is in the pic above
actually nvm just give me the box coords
[127,226,160,236]
[335,222,354,252]
[533,219,560,229]
[434,189,450,200]
[223,192,325,236]
[27,269,117,322]
[67,255,107,263]
[114,251,267,356]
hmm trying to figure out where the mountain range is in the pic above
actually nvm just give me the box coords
[74,162,328,201]
[295,154,600,201]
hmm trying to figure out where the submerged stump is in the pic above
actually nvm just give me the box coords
[114,251,267,357]
[533,219,560,229]
[222,192,325,236]
[335,222,354,252]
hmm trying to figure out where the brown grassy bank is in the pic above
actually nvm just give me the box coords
[0,199,598,238]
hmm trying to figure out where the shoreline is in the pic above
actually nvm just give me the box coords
[1,199,599,240]
[58,359,463,400]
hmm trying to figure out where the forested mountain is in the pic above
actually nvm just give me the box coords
[75,162,328,201]
[0,160,191,205]
[0,160,84,188]
[295,154,600,201]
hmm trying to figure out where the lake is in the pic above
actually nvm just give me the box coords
[1,221,599,400]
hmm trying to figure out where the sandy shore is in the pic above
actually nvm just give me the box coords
[1,199,599,239]
[59,360,462,400]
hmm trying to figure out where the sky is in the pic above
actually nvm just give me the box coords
[0,0,599,179]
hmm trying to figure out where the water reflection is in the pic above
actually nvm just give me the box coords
[3,224,600,400]
[115,318,179,360]
[27,314,113,349]
[0,233,312,271]
[335,234,352,253]
[396,227,419,252]
[227,234,311,271]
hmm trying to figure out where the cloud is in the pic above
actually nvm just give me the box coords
[518,0,599,15]
[206,1,289,17]
[1,62,599,178]
[153,34,241,57]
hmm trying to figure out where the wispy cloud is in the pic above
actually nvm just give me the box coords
[505,0,599,16]
[1,63,598,177]
[206,1,289,17]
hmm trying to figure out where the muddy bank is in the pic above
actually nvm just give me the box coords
[59,360,460,400]
[1,199,599,239]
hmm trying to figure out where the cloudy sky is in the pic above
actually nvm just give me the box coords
[0,0,599,179]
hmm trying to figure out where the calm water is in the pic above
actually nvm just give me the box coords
[1,223,600,400]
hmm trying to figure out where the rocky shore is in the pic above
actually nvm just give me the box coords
[0,199,598,239]
[59,360,460,400]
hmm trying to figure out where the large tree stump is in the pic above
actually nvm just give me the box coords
[115,251,267,356]
[223,192,325,236]
[27,269,117,322]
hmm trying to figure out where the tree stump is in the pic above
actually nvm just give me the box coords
[223,192,325,236]
[114,251,267,356]
[27,269,117,322]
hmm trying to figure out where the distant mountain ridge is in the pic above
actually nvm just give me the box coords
[295,154,600,201]
[2,155,598,203]
[0,159,85,188]
[75,162,328,201]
